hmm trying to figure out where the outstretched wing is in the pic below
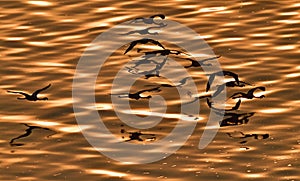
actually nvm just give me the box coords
[7,90,30,97]
[232,99,241,110]
[124,41,138,54]
[179,77,190,85]
[222,70,240,84]
[136,87,161,94]
[206,74,216,92]
[148,39,165,49]
[212,84,226,97]
[32,84,51,97]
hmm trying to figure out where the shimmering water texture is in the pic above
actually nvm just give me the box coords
[0,0,299,180]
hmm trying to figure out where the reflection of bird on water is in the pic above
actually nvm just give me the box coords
[124,38,165,54]
[10,123,55,146]
[206,98,241,111]
[229,86,266,99]
[117,87,161,100]
[7,84,51,101]
[215,112,255,127]
[122,23,167,36]
[123,27,159,35]
[129,14,165,25]
[183,55,221,68]
[206,71,240,92]
[182,79,249,105]
[147,77,190,88]
[126,56,168,79]
[222,80,251,87]
[226,131,269,144]
[130,56,158,69]
[209,80,252,98]
[121,129,156,142]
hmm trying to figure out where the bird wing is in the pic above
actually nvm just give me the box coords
[232,99,241,110]
[206,74,216,92]
[124,41,138,54]
[223,70,240,83]
[199,55,221,63]
[32,84,51,97]
[212,84,226,97]
[179,77,190,85]
[136,87,161,94]
[7,90,30,97]
[148,39,165,49]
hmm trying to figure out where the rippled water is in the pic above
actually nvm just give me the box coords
[1,0,299,180]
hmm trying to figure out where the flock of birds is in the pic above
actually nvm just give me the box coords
[5,14,269,148]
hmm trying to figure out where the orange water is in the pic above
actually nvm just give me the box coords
[0,0,299,180]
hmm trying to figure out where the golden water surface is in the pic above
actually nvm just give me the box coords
[0,0,299,180]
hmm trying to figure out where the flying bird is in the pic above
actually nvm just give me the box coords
[141,49,190,57]
[183,55,221,68]
[117,87,161,100]
[7,84,51,101]
[229,86,266,99]
[10,123,55,146]
[124,38,165,54]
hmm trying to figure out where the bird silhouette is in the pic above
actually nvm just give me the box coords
[140,49,190,57]
[121,129,156,142]
[222,80,252,87]
[10,123,55,146]
[117,87,161,100]
[7,84,51,101]
[229,86,266,99]
[124,38,165,54]
[209,80,252,98]
[183,55,221,68]
[226,131,269,144]
[206,71,240,92]
[126,56,168,79]
[216,112,255,127]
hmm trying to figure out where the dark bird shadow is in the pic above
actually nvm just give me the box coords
[121,129,156,142]
[124,38,165,55]
[7,84,51,101]
[122,24,167,36]
[182,55,221,68]
[129,14,166,26]
[139,49,190,57]
[215,111,255,127]
[226,131,269,143]
[9,123,56,147]
[126,56,168,79]
[229,86,266,99]
[206,71,240,92]
[113,87,161,100]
